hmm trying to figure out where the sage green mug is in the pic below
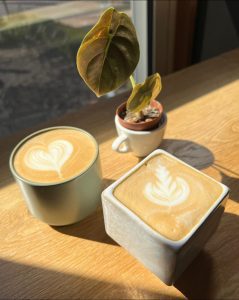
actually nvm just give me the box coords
[9,126,102,226]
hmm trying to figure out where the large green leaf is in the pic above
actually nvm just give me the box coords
[126,73,162,113]
[76,7,140,97]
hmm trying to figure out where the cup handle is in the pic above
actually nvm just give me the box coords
[112,135,129,153]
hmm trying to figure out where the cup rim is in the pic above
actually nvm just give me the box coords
[115,112,167,135]
[9,126,99,187]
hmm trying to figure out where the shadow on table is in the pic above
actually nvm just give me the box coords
[219,172,239,203]
[159,139,215,170]
[212,163,239,203]
[52,178,117,246]
[0,259,179,299]
[174,212,239,300]
[51,208,117,246]
[175,250,214,299]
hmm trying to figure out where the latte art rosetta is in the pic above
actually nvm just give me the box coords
[24,139,73,177]
[113,153,224,240]
[144,165,190,207]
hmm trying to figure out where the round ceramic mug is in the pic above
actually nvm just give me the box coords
[112,113,167,157]
[9,126,102,226]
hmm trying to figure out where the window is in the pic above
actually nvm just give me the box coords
[0,1,131,137]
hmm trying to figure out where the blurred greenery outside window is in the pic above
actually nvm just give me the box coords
[0,1,131,137]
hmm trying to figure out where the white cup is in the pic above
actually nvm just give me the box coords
[112,113,167,157]
[102,149,229,285]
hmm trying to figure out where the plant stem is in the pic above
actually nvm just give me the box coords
[130,75,136,88]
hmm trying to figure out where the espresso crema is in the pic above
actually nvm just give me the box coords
[13,128,97,184]
[113,153,223,241]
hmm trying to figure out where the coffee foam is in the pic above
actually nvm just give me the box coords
[24,140,73,178]
[144,165,190,207]
[113,153,223,241]
[13,128,97,184]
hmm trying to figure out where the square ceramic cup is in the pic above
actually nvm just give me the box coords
[101,149,229,285]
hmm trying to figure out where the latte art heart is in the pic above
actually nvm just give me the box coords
[144,165,190,206]
[24,140,73,177]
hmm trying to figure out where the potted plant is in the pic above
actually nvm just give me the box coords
[76,7,167,156]
[76,7,167,157]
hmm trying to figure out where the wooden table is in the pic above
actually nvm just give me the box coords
[1,49,239,299]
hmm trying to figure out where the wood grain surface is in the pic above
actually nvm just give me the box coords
[0,49,239,299]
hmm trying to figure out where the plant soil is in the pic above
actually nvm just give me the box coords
[121,105,161,124]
